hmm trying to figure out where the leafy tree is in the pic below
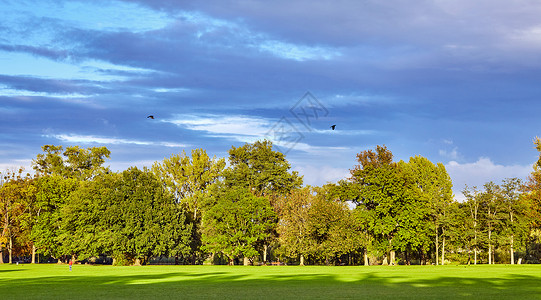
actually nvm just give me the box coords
[523,137,541,262]
[350,146,407,265]
[224,140,303,199]
[462,185,482,264]
[223,140,302,262]
[201,185,276,265]
[152,148,225,263]
[276,187,313,265]
[32,145,110,180]
[57,172,120,261]
[0,169,31,263]
[478,182,505,264]
[31,175,79,261]
[308,185,363,265]
[107,167,192,265]
[405,156,453,265]
[500,178,529,264]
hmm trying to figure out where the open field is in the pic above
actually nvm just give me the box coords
[1,264,540,299]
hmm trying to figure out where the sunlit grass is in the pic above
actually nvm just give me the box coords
[1,264,540,299]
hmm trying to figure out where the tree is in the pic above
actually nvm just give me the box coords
[152,148,225,263]
[500,178,529,264]
[308,185,363,265]
[0,169,31,263]
[462,185,481,264]
[478,182,505,264]
[106,167,192,265]
[523,137,541,262]
[223,140,303,262]
[32,145,110,180]
[31,175,79,262]
[224,140,303,199]
[201,185,276,265]
[350,145,407,265]
[405,156,453,265]
[276,187,313,265]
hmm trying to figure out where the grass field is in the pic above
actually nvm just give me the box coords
[1,264,540,299]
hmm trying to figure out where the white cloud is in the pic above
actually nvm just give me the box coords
[165,114,272,137]
[439,147,460,160]
[46,134,187,148]
[445,157,532,201]
[293,164,350,186]
[257,40,341,61]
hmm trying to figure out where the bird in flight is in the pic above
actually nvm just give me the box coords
[330,124,336,130]
[147,115,154,119]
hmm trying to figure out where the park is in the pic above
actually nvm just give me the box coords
[1,264,541,299]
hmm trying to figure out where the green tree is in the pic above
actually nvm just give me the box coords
[201,185,276,265]
[500,178,529,264]
[107,167,192,265]
[224,140,303,198]
[0,169,31,263]
[152,148,225,263]
[31,175,79,262]
[462,185,482,264]
[223,140,302,262]
[32,145,110,180]
[406,156,453,265]
[276,187,313,265]
[350,145,406,265]
[308,185,363,265]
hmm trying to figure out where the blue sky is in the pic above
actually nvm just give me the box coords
[1,0,540,199]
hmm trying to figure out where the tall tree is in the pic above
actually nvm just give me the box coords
[201,185,276,265]
[107,167,192,265]
[276,187,313,265]
[0,169,30,263]
[350,145,405,265]
[223,140,302,262]
[32,145,110,180]
[31,175,79,262]
[224,140,303,198]
[152,149,225,263]
[462,186,481,264]
[406,156,453,265]
[500,178,529,264]
[478,182,504,264]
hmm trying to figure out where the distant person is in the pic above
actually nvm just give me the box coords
[69,259,73,271]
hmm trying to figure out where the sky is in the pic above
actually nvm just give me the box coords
[1,0,541,200]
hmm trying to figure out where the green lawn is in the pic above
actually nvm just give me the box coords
[1,264,540,299]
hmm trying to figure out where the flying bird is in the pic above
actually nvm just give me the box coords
[147,115,154,119]
[330,124,336,130]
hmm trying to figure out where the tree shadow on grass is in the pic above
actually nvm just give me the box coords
[1,269,540,300]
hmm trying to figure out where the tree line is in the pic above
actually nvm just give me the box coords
[1,139,540,265]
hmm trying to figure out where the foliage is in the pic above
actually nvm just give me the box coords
[201,185,276,265]
[32,145,110,180]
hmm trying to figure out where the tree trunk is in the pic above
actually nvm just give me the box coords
[510,235,514,264]
[390,250,396,266]
[363,250,369,266]
[32,244,36,264]
[382,256,388,266]
[263,244,268,264]
[8,236,13,264]
[0,244,3,264]
[435,229,439,266]
[243,256,249,266]
[441,235,446,265]
[300,254,305,266]
[474,248,477,265]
